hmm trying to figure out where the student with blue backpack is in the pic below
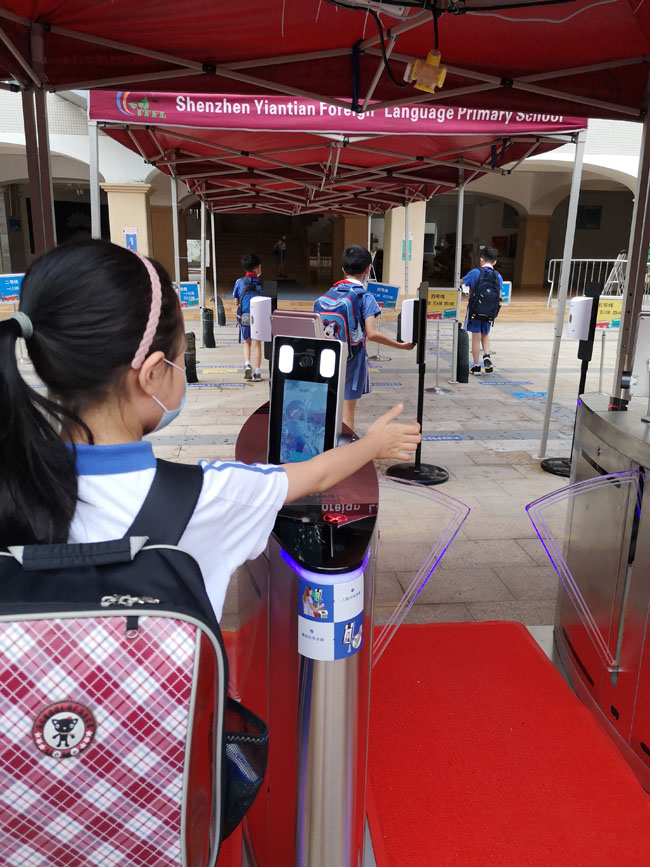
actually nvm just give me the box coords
[233,252,263,381]
[462,245,503,375]
[314,245,413,431]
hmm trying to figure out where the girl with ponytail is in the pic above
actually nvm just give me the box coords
[0,239,419,620]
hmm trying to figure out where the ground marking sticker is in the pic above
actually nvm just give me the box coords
[188,382,247,389]
[371,382,403,387]
[422,435,463,441]
[512,392,546,399]
[479,380,533,386]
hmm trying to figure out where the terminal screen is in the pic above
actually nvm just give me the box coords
[280,380,328,463]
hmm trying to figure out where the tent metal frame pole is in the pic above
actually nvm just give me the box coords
[539,130,586,458]
[21,90,45,256]
[200,198,207,311]
[170,174,181,287]
[89,120,101,240]
[404,199,410,299]
[612,77,650,407]
[451,182,465,383]
[34,88,56,249]
[210,208,218,303]
[0,24,39,85]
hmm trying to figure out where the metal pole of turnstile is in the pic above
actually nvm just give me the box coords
[539,130,586,461]
[367,206,371,252]
[451,182,465,383]
[170,175,181,287]
[612,75,650,408]
[89,121,101,240]
[599,330,606,393]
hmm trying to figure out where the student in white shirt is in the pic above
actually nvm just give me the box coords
[0,239,420,620]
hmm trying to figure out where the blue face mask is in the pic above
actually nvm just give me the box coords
[151,359,186,432]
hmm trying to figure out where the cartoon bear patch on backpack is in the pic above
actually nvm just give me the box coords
[314,282,364,357]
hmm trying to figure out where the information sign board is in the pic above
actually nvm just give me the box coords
[0,273,23,302]
[427,289,457,319]
[367,282,399,310]
[596,297,623,329]
[178,281,200,308]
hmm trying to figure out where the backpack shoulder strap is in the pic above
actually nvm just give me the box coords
[125,459,204,545]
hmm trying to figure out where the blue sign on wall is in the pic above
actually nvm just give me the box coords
[179,281,200,308]
[0,273,23,302]
[367,282,400,310]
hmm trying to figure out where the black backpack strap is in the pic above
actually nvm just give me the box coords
[125,459,204,545]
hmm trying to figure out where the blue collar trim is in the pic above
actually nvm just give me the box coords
[72,442,157,476]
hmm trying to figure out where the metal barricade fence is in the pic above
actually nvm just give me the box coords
[546,257,650,308]
[546,257,628,306]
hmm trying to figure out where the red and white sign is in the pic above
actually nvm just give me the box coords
[90,91,586,136]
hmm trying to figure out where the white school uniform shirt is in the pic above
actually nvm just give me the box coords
[68,442,288,621]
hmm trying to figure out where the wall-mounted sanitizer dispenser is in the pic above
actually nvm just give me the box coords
[567,296,594,341]
[400,297,418,344]
[267,335,347,464]
[249,295,272,342]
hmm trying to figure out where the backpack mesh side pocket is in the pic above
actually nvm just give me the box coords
[223,697,269,837]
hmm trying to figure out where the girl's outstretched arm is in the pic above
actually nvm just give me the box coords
[283,403,420,504]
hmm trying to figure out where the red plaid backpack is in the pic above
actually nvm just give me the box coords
[0,460,267,866]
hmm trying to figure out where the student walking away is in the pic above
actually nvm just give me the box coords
[273,233,287,277]
[314,244,414,432]
[0,238,421,624]
[462,245,502,375]
[233,252,264,381]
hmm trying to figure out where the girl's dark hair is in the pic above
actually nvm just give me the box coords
[0,238,182,547]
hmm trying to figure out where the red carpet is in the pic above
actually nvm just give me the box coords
[368,622,650,866]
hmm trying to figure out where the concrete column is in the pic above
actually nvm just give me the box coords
[100,183,153,256]
[150,205,175,278]
[383,201,426,297]
[331,215,368,278]
[513,214,553,292]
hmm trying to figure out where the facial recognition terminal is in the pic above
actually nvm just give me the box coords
[268,336,346,464]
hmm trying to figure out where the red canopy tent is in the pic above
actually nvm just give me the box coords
[0,0,648,121]
[89,90,585,215]
[0,0,647,400]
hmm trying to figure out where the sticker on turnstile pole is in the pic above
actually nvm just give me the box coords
[298,575,364,661]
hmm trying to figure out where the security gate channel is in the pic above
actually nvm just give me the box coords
[227,330,377,866]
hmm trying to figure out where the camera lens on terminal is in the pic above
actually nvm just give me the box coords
[298,354,313,368]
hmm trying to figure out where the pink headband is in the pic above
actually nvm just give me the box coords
[130,251,162,370]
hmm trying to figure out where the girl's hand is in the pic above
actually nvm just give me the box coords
[364,403,420,461]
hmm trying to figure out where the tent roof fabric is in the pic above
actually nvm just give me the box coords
[0,1,649,121]
[91,92,584,214]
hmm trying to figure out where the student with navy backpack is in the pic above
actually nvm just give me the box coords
[233,252,263,381]
[314,245,413,431]
[462,245,503,375]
